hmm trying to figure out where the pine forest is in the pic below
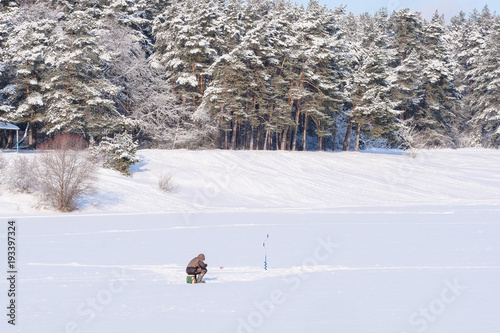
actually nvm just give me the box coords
[1,0,499,151]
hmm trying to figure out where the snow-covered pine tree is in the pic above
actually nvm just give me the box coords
[467,12,500,147]
[106,0,154,56]
[201,52,248,149]
[234,0,272,150]
[387,9,430,148]
[200,0,298,150]
[289,1,346,151]
[43,7,124,138]
[153,0,222,108]
[3,1,58,148]
[417,11,460,147]
[258,0,298,151]
[347,11,399,151]
[92,132,141,175]
[446,10,471,145]
[0,3,19,121]
[0,1,15,11]
[0,6,19,150]
[449,6,497,147]
[198,0,253,149]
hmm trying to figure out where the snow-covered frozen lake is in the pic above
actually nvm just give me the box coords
[5,208,499,333]
[1,149,499,332]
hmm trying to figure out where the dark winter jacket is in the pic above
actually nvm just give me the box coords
[186,254,207,274]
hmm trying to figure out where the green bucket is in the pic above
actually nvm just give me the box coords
[186,275,196,284]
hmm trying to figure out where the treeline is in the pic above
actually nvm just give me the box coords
[0,0,499,151]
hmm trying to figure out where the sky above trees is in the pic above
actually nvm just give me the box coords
[293,0,499,21]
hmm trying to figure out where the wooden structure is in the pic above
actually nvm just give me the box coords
[0,122,20,152]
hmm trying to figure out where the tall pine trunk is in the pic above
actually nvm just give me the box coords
[280,128,287,151]
[292,100,300,151]
[29,123,37,150]
[249,126,254,150]
[286,129,291,150]
[332,112,338,151]
[302,114,308,151]
[256,126,261,150]
[231,117,237,150]
[354,123,361,151]
[242,121,248,150]
[343,120,353,151]
[317,120,322,151]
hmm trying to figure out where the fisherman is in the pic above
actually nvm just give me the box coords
[186,254,208,283]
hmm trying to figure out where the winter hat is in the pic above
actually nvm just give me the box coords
[198,253,205,261]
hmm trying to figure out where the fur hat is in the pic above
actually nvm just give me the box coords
[198,253,205,261]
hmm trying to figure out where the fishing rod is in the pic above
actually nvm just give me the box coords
[263,234,269,270]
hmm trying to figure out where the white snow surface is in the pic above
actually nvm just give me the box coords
[0,148,499,333]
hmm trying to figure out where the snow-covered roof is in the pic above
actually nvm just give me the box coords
[0,122,19,130]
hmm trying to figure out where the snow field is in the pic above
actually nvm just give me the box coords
[0,148,499,332]
[2,148,500,216]
[1,207,498,333]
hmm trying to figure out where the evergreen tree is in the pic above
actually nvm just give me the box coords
[467,14,500,147]
[107,0,170,56]
[290,1,346,151]
[450,6,498,147]
[387,9,431,147]
[1,0,499,150]
[198,0,254,149]
[258,0,298,151]
[417,11,460,146]
[2,2,127,144]
[42,8,124,137]
[3,2,58,147]
[446,10,469,145]
[0,4,19,119]
[347,11,399,151]
[153,0,222,108]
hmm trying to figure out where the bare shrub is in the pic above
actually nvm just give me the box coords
[1,155,38,193]
[38,133,87,150]
[398,120,432,158]
[36,134,97,212]
[158,172,177,193]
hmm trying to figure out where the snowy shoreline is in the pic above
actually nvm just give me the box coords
[1,148,500,217]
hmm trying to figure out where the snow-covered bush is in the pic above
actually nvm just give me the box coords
[398,119,438,158]
[158,172,177,193]
[92,133,141,176]
[1,155,38,193]
[36,134,97,212]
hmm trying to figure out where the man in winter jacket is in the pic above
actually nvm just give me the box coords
[186,253,208,283]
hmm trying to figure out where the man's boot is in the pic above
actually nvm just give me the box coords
[196,272,206,283]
